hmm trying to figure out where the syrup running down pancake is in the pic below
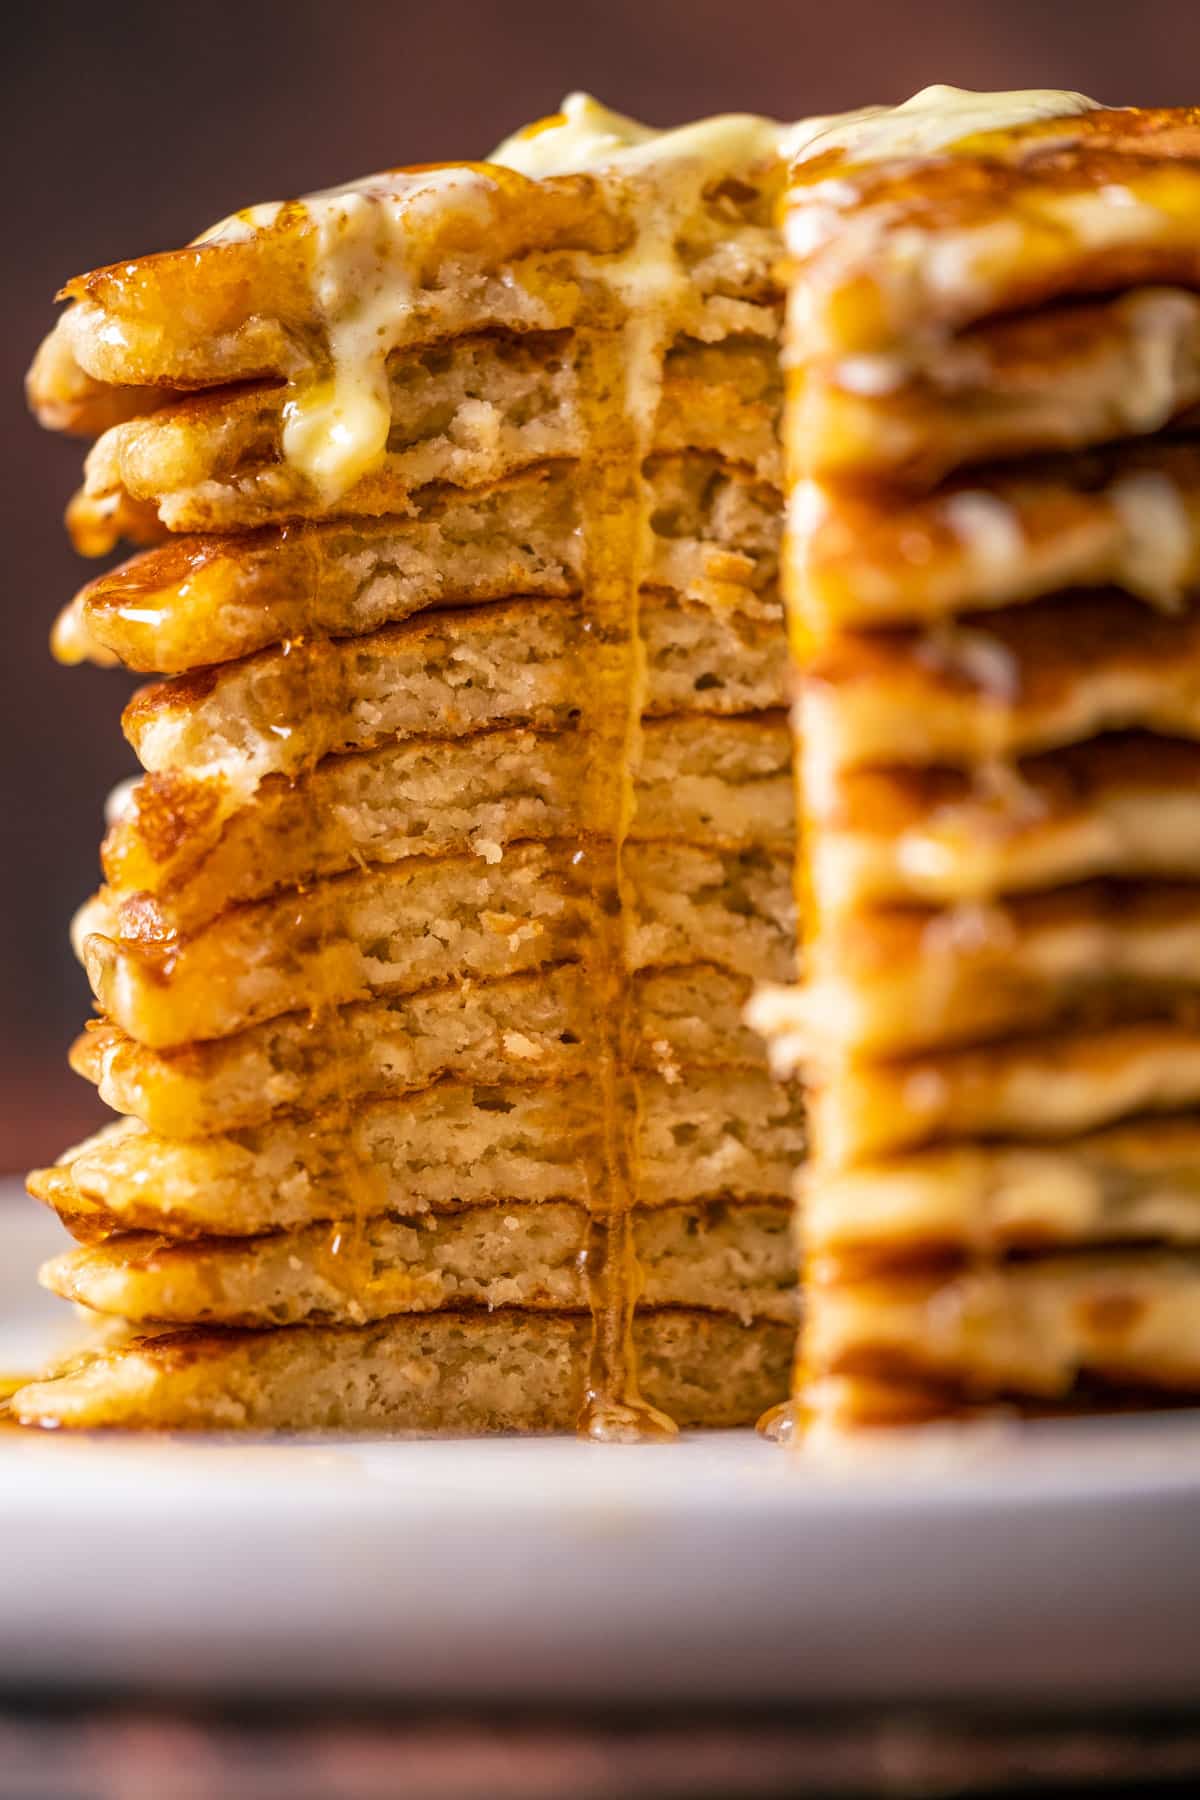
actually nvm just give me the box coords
[20,94,811,1435]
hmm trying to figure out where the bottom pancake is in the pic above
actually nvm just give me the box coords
[805,1249,1200,1422]
[10,1308,793,1432]
[41,1199,797,1328]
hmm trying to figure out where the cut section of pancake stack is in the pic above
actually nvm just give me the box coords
[15,96,805,1433]
[767,89,1200,1433]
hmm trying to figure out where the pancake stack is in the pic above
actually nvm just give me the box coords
[15,97,807,1433]
[764,88,1200,1433]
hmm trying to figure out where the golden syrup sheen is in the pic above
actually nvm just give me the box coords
[570,322,674,1441]
[254,98,800,1435]
[289,525,391,1310]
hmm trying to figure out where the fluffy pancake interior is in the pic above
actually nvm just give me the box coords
[41,1199,797,1328]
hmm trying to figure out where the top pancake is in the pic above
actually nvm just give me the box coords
[784,104,1200,363]
[28,169,623,414]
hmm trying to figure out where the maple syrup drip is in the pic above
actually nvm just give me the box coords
[571,323,677,1443]
[756,1399,802,1444]
[579,1210,674,1441]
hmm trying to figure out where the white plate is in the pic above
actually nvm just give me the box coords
[4,1182,1200,1706]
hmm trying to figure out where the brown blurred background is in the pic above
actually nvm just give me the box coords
[2,0,1199,1174]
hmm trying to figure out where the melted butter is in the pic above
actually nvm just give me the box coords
[490,90,801,180]
[790,84,1099,169]
[262,93,805,508]
[280,168,500,500]
[571,321,675,1444]
[192,200,287,245]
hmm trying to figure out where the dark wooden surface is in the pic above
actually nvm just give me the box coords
[3,1706,1200,1800]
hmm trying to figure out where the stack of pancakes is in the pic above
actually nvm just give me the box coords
[767,91,1200,1431]
[14,97,806,1433]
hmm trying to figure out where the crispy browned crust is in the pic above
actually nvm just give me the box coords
[795,289,1200,486]
[798,438,1200,636]
[806,1248,1200,1407]
[58,464,583,666]
[805,588,1200,774]
[27,169,628,424]
[787,107,1200,356]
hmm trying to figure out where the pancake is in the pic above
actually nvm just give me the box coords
[10,1306,793,1432]
[809,1018,1200,1169]
[796,287,1200,485]
[804,589,1200,776]
[781,89,1200,1434]
[54,453,780,672]
[640,596,787,717]
[119,594,786,807]
[79,838,795,1049]
[811,733,1200,912]
[806,880,1200,1058]
[29,118,784,415]
[795,438,1200,635]
[31,1068,806,1240]
[803,1114,1200,1266]
[80,840,580,1046]
[23,95,820,1435]
[76,331,781,538]
[25,171,623,409]
[71,962,767,1138]
[25,314,166,437]
[786,100,1200,360]
[100,713,792,930]
[41,1198,796,1327]
[806,1249,1200,1409]
[101,727,586,924]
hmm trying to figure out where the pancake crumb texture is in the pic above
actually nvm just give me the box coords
[22,96,807,1433]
